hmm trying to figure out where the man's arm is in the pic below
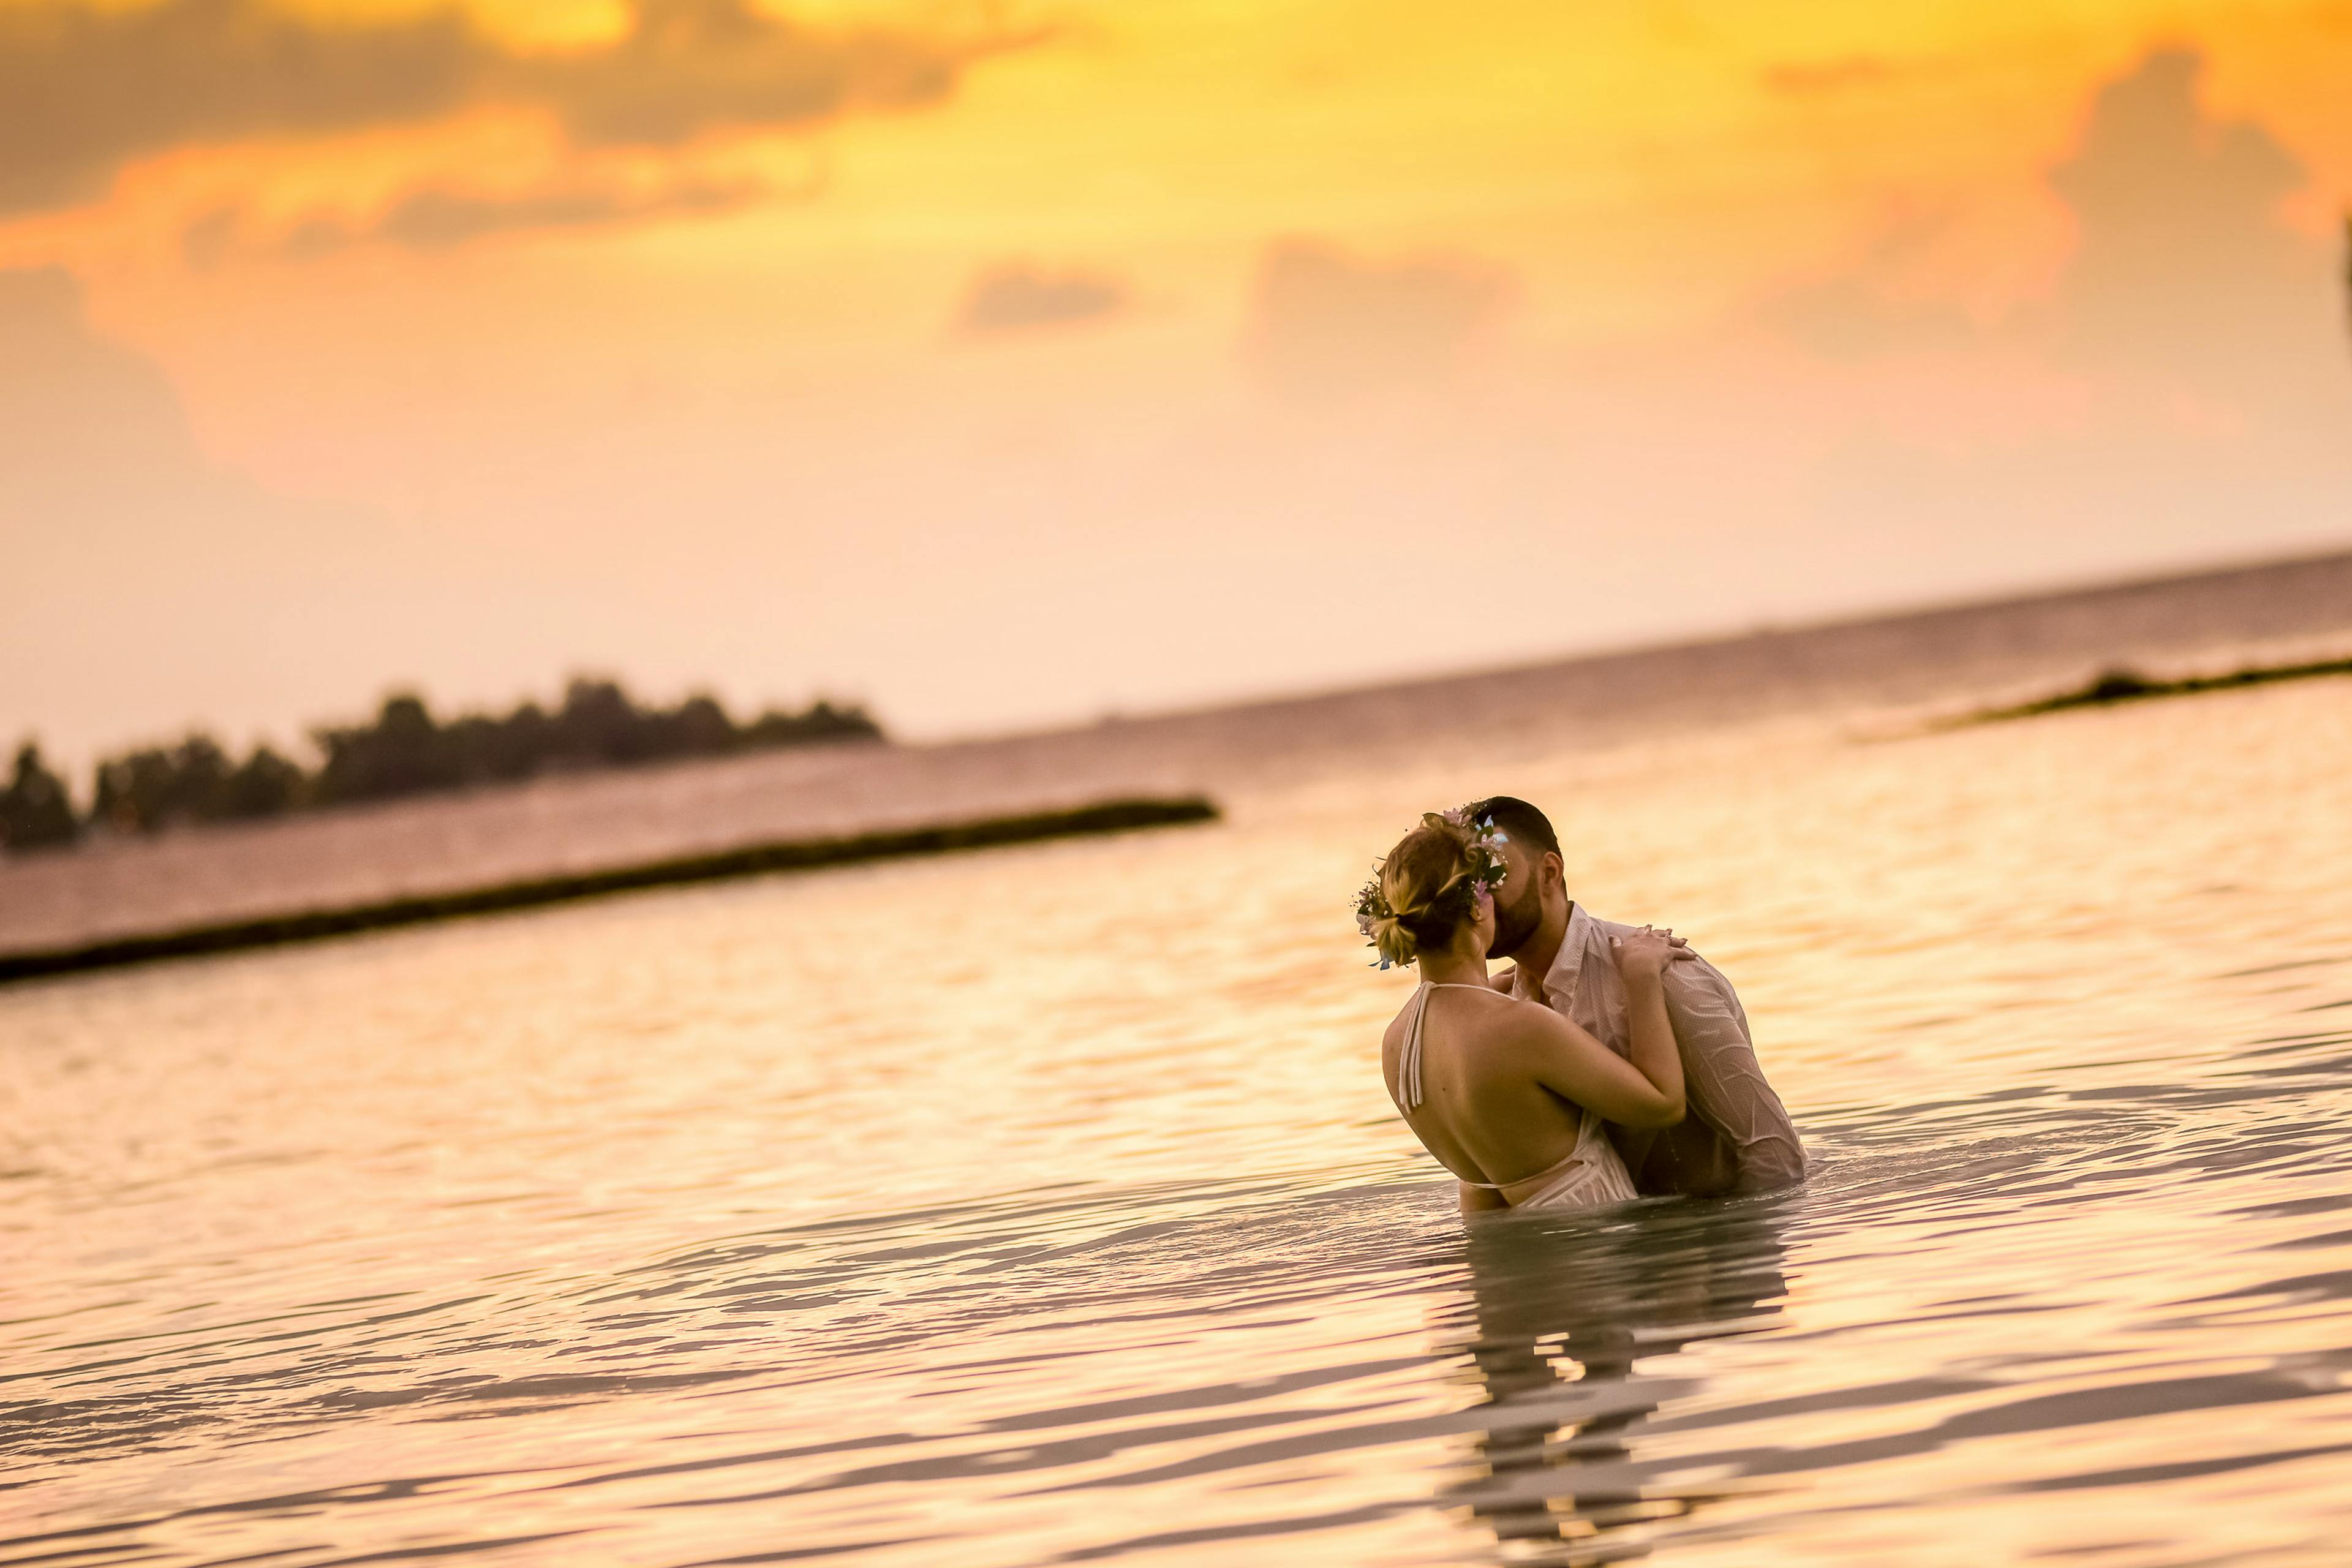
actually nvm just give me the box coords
[1659,956,1806,1191]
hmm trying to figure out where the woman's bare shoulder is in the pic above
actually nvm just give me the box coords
[1455,987,1556,1049]
[1382,985,1518,1044]
[1472,992,1583,1055]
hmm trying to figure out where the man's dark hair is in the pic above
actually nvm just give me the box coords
[1464,795,1560,861]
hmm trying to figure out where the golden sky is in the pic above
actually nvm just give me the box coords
[4,0,2350,760]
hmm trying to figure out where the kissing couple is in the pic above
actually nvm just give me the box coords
[1359,797,1804,1213]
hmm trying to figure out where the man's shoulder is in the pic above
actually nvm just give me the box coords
[1584,908,1719,961]
[1585,907,1740,992]
[1583,911,1636,942]
[1583,908,1688,948]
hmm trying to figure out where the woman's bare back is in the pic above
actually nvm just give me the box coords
[1382,984,1596,1187]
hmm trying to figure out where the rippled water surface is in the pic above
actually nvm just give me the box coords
[9,676,2352,1566]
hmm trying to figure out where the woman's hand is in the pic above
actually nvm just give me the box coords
[1610,925,1694,983]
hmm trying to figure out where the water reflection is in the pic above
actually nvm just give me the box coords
[1444,1198,1793,1563]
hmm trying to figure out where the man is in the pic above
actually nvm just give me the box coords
[1467,795,1805,1197]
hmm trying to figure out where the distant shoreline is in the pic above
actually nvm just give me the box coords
[0,796,1219,987]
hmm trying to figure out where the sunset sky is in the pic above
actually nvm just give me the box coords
[4,0,2350,765]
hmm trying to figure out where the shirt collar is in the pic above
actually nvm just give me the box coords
[1551,902,1596,1003]
[1515,902,1597,1006]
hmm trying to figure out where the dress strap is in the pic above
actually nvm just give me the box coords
[1393,982,1499,1116]
[1395,984,1431,1111]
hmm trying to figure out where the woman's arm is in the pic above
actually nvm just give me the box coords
[1612,928,1691,1129]
[1513,1005,1684,1128]
[1512,929,1691,1128]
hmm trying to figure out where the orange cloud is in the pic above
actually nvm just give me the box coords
[186,168,775,260]
[1760,47,2340,410]
[1244,239,1515,399]
[2050,50,2318,372]
[1760,55,1905,96]
[952,262,1129,336]
[0,0,1034,217]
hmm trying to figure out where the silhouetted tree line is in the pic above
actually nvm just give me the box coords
[2,744,80,853]
[1,679,883,854]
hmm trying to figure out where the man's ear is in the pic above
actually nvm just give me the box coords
[1541,851,1566,894]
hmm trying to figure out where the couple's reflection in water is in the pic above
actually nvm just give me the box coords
[1439,1195,1793,1564]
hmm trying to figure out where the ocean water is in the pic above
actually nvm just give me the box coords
[8,661,2352,1564]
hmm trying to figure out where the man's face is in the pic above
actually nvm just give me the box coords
[1487,840,1547,959]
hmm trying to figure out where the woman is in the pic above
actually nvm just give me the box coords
[1359,810,1692,1213]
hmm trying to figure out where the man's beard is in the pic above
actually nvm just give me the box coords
[1488,878,1544,958]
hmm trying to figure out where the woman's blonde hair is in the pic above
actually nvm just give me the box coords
[1355,810,1509,969]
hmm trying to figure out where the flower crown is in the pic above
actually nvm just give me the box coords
[1352,805,1512,968]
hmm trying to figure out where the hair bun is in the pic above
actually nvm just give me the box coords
[1366,909,1418,968]
[1353,806,1513,970]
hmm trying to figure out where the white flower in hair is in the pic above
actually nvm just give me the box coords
[1444,805,1512,890]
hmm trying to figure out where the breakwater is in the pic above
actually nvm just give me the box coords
[1967,653,2352,725]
